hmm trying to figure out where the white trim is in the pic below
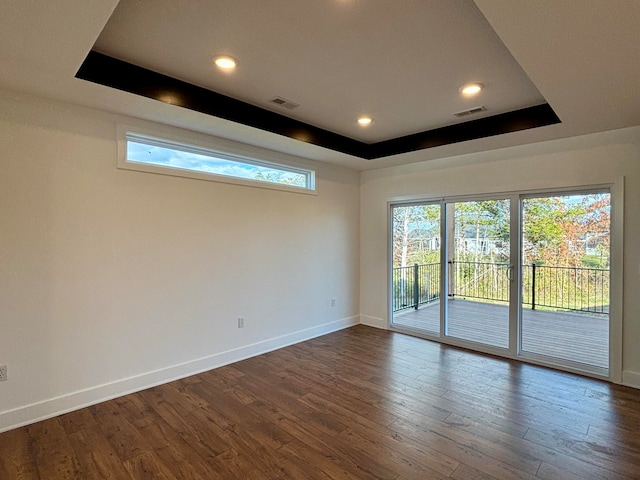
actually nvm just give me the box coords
[510,195,522,357]
[0,316,359,434]
[387,201,394,330]
[608,177,624,384]
[116,124,318,195]
[360,315,387,329]
[622,370,640,390]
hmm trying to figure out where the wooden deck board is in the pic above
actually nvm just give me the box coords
[393,299,609,368]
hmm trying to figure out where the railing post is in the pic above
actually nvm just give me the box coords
[531,263,536,310]
[414,263,419,310]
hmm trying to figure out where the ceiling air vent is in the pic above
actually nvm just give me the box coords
[453,106,487,118]
[269,96,300,110]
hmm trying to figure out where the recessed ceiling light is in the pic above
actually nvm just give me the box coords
[460,82,484,96]
[213,55,238,71]
[357,116,373,126]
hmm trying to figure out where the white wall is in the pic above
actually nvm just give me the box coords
[360,128,640,388]
[0,89,361,431]
[2,86,639,434]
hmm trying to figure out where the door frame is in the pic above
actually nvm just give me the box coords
[441,194,514,352]
[387,179,623,383]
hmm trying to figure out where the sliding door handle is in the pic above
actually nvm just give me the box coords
[507,264,514,282]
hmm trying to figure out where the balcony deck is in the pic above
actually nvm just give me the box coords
[393,299,609,369]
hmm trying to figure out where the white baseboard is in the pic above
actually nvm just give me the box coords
[0,315,359,433]
[622,370,640,390]
[360,314,387,329]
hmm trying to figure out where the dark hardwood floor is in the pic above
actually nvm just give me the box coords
[2,325,640,479]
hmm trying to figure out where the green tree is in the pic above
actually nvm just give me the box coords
[254,170,305,187]
[522,197,564,264]
[454,200,509,263]
[523,194,610,267]
[392,204,440,267]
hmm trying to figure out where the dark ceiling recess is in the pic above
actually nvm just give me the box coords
[76,51,560,160]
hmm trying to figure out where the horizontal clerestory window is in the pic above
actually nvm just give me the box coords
[119,131,317,193]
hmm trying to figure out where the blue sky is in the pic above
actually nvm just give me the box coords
[128,141,306,187]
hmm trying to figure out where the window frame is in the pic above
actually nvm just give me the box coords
[117,125,317,194]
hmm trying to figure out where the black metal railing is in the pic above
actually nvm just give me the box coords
[392,261,609,314]
[392,263,440,311]
[521,264,609,314]
[449,260,510,304]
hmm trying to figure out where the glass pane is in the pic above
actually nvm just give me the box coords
[127,138,310,188]
[391,204,441,335]
[521,193,610,369]
[445,199,510,349]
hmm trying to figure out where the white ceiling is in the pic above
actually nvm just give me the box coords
[1,0,639,171]
[93,0,545,143]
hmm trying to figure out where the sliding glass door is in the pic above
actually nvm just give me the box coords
[520,192,610,372]
[390,189,611,376]
[391,203,442,336]
[445,199,510,349]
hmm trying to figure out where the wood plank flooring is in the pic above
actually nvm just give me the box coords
[394,299,609,368]
[1,325,639,479]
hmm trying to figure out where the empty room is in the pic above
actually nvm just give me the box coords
[1,1,640,478]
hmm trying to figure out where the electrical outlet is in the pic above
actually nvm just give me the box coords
[237,317,245,328]
[0,365,7,382]
[331,298,336,307]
